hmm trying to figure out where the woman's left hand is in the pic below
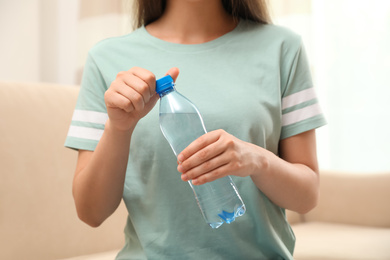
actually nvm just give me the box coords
[177,129,266,185]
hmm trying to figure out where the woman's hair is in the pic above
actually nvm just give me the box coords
[132,0,272,28]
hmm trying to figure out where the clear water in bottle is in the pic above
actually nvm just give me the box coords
[157,75,246,228]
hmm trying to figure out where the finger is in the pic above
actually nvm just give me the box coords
[105,89,135,113]
[118,71,152,103]
[121,74,151,104]
[180,152,230,181]
[145,92,159,108]
[177,130,221,163]
[124,87,145,111]
[177,138,225,173]
[112,79,146,112]
[165,67,180,82]
[129,67,156,96]
[191,163,231,185]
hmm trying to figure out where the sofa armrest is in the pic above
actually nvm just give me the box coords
[304,170,390,227]
[0,82,127,260]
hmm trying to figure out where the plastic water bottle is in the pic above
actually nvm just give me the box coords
[156,75,246,229]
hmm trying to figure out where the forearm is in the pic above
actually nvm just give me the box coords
[72,120,133,227]
[71,67,179,227]
[250,147,319,214]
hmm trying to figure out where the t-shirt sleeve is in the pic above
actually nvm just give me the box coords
[280,37,326,139]
[64,52,109,151]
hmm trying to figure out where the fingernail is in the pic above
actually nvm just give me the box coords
[177,154,184,162]
[181,174,188,181]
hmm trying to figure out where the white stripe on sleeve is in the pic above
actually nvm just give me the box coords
[67,125,104,141]
[282,88,317,110]
[72,110,108,125]
[282,103,322,126]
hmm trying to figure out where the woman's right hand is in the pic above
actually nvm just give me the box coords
[74,67,179,227]
[104,67,179,132]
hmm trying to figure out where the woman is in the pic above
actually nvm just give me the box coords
[65,0,326,259]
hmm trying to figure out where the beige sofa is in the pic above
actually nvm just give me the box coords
[1,81,389,260]
[289,171,390,260]
[0,81,126,260]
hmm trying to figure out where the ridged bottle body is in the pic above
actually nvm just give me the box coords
[158,88,246,228]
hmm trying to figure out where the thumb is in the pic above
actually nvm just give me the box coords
[165,67,180,82]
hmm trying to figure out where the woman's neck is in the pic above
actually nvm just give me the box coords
[145,0,237,44]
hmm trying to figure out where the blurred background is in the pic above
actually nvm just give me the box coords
[1,0,389,173]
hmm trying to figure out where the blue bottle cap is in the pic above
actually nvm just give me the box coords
[156,75,174,95]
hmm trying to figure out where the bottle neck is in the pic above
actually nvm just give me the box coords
[158,86,175,98]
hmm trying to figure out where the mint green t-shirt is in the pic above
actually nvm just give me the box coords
[65,20,326,260]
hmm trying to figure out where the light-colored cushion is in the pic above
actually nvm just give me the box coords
[292,222,390,260]
[59,250,119,260]
[0,81,127,260]
[305,171,390,228]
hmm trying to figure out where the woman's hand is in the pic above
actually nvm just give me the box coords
[104,67,179,132]
[176,129,320,214]
[177,129,267,185]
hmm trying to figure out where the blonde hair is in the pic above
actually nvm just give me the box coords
[133,0,272,28]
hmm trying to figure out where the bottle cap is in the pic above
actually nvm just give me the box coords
[156,75,174,94]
